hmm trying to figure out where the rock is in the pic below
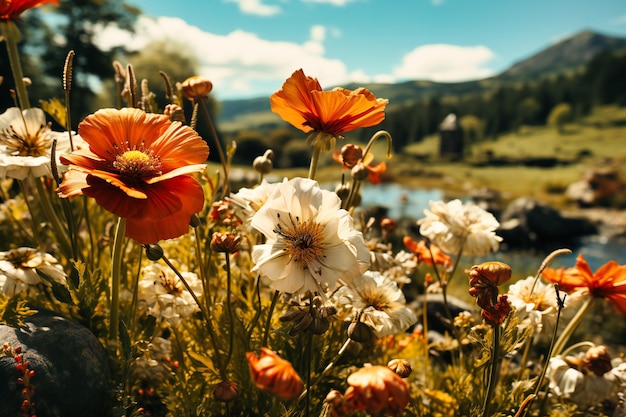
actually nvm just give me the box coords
[0,310,111,417]
[566,167,624,207]
[498,197,597,249]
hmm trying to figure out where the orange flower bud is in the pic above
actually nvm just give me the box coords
[468,261,512,287]
[181,75,213,101]
[345,365,410,416]
[246,348,304,400]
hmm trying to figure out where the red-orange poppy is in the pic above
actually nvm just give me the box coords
[270,69,388,137]
[542,254,626,314]
[332,144,387,184]
[246,348,304,400]
[57,108,209,245]
[0,0,58,19]
[403,236,452,269]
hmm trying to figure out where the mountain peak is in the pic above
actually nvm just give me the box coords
[497,30,626,81]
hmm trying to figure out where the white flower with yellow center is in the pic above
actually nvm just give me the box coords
[418,199,502,256]
[250,177,369,294]
[0,107,80,180]
[0,247,67,297]
[138,263,202,320]
[334,271,417,337]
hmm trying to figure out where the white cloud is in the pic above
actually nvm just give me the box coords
[225,0,281,16]
[301,0,355,5]
[393,44,495,82]
[94,16,354,99]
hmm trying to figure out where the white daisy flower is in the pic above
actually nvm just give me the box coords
[334,270,417,337]
[418,199,502,256]
[228,179,281,225]
[250,177,369,294]
[138,263,202,321]
[0,107,81,180]
[0,247,67,297]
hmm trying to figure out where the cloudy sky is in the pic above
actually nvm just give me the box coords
[96,0,626,101]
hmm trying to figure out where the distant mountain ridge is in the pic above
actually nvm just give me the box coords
[218,30,626,128]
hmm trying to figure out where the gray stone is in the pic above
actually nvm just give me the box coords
[0,310,111,417]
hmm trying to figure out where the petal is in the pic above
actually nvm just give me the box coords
[78,108,170,159]
[150,121,209,170]
[57,170,89,198]
[270,69,322,133]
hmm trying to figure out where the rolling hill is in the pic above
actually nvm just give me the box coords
[217,30,626,131]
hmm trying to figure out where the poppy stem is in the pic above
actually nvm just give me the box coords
[551,296,594,357]
[308,144,322,180]
[262,290,280,347]
[0,20,30,109]
[482,315,501,417]
[361,130,392,161]
[109,217,126,348]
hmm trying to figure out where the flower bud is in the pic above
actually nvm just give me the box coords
[583,345,613,376]
[144,244,164,261]
[339,144,364,169]
[189,213,201,228]
[348,321,374,343]
[164,104,185,122]
[213,380,241,402]
[351,162,369,181]
[210,232,241,253]
[387,359,412,378]
[335,183,350,201]
[380,218,397,232]
[253,154,273,175]
[468,261,512,287]
[181,75,213,101]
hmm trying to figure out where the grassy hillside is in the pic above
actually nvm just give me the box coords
[393,105,626,207]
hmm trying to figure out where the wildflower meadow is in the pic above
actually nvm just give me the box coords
[0,2,625,417]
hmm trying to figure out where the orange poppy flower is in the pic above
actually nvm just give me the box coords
[0,0,58,19]
[270,69,388,138]
[542,254,626,314]
[403,236,452,269]
[332,144,387,184]
[344,365,410,416]
[57,108,209,245]
[246,348,304,400]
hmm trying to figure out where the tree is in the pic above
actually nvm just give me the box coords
[547,102,572,134]
[39,0,140,126]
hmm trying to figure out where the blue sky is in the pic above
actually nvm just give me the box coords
[98,0,626,100]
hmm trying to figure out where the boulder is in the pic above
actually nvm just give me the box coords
[0,310,111,417]
[498,197,597,249]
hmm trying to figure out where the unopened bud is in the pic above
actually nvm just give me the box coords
[189,213,201,228]
[213,380,241,402]
[348,320,374,343]
[210,232,241,253]
[144,244,164,261]
[351,162,369,181]
[253,153,273,175]
[584,345,613,376]
[181,75,213,101]
[387,359,412,378]
[164,104,185,123]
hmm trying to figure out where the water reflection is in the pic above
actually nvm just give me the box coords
[359,183,626,270]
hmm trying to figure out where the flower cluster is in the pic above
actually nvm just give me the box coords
[0,5,625,417]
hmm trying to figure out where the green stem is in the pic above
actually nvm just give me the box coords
[261,290,280,347]
[482,324,501,417]
[33,178,74,260]
[160,254,226,379]
[109,217,126,347]
[551,296,594,357]
[308,144,322,181]
[224,254,235,370]
[0,21,30,109]
[197,99,229,196]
